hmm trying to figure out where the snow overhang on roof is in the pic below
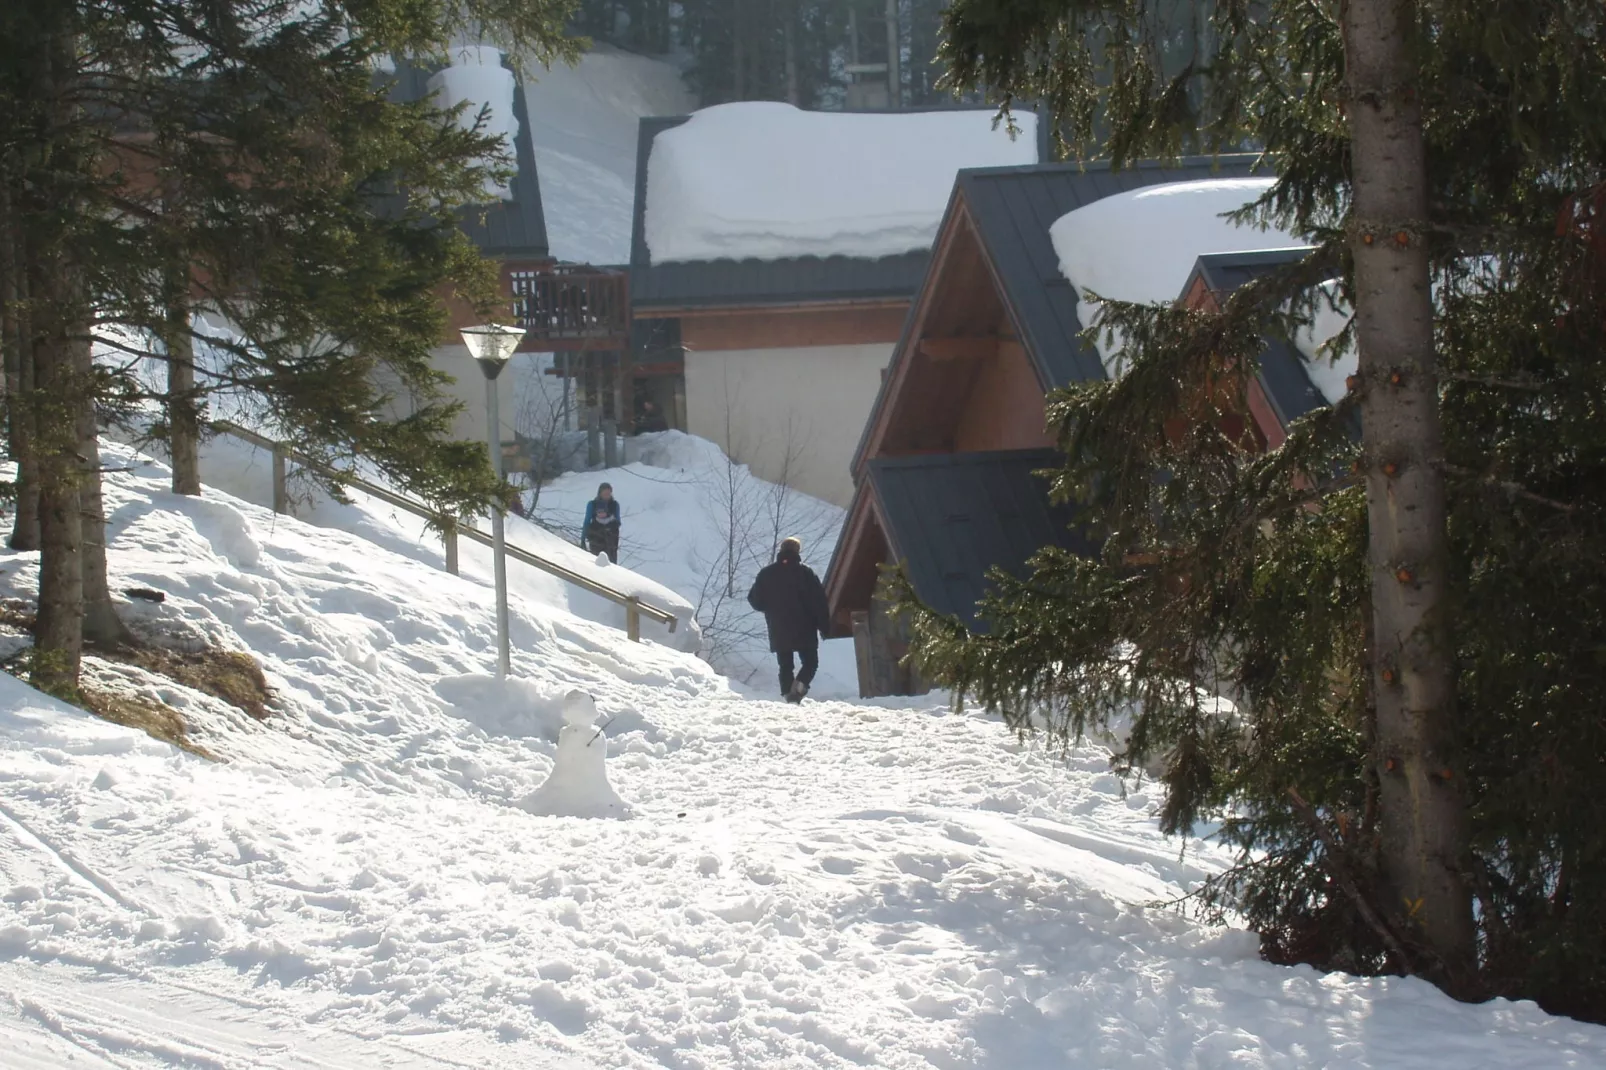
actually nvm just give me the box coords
[643,102,1038,265]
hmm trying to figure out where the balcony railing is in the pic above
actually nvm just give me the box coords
[509,264,629,350]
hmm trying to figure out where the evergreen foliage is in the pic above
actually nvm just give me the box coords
[0,0,578,693]
[888,0,1606,1015]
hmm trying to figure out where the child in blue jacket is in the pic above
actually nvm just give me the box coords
[582,483,621,563]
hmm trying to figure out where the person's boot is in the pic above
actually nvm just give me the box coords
[788,679,808,703]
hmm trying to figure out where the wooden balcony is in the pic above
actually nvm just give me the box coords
[508,263,629,352]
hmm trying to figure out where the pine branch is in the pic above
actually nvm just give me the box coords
[1286,786,1415,971]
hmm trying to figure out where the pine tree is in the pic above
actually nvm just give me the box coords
[0,0,580,696]
[889,0,1606,1011]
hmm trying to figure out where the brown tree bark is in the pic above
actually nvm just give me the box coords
[2,196,41,551]
[30,262,85,698]
[165,289,201,496]
[76,331,129,649]
[1342,0,1475,985]
[27,16,89,698]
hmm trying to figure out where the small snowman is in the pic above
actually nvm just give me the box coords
[518,690,630,818]
[594,551,611,568]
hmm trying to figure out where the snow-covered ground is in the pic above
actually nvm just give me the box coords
[2,443,1605,1068]
[522,430,859,700]
[524,45,696,265]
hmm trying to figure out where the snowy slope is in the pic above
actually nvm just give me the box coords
[188,427,699,651]
[2,445,1605,1067]
[525,431,859,698]
[523,45,695,265]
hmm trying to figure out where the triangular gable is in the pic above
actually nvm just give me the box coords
[851,156,1262,482]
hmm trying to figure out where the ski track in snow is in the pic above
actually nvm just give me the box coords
[0,443,1603,1068]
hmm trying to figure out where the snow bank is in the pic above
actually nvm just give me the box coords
[645,102,1038,263]
[429,45,519,202]
[524,44,695,264]
[187,428,700,651]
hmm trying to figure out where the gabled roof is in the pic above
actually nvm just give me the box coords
[386,61,549,260]
[849,156,1262,479]
[865,450,1097,629]
[1184,248,1328,431]
[628,110,1052,314]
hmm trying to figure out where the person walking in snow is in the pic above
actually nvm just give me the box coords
[747,537,830,703]
[582,483,621,563]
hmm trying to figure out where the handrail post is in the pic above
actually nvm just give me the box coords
[626,597,641,643]
[443,516,459,575]
[271,446,288,515]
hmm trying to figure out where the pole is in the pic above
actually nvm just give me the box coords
[487,373,511,678]
[884,0,901,109]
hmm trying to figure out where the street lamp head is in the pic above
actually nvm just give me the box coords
[460,324,526,380]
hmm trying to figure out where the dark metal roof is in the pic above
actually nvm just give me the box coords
[847,155,1264,479]
[1187,248,1327,429]
[629,109,1049,312]
[386,60,549,260]
[869,450,1097,630]
[957,155,1262,389]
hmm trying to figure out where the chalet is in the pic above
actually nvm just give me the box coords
[823,156,1350,696]
[386,48,631,462]
[627,103,1048,507]
[1179,248,1338,449]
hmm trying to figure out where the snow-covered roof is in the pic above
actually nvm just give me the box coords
[525,45,696,265]
[1050,178,1344,382]
[428,45,519,203]
[644,102,1038,264]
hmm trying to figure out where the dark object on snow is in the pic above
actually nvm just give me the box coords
[125,588,166,603]
[635,398,669,433]
[748,539,830,698]
[583,484,621,563]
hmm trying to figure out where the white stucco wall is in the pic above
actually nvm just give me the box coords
[423,343,520,449]
[684,343,892,507]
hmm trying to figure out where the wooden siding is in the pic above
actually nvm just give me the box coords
[674,303,908,351]
[952,341,1055,453]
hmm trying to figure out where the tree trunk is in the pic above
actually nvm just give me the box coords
[28,18,89,698]
[30,267,85,698]
[165,291,201,496]
[76,330,129,649]
[1342,0,1475,986]
[2,197,41,551]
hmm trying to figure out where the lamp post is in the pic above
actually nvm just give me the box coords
[461,323,526,679]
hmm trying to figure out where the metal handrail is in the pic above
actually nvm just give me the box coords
[209,421,677,639]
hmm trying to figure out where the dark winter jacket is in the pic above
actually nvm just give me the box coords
[747,556,830,653]
[583,498,621,533]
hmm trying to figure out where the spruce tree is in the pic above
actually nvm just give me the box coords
[889,0,1606,1010]
[0,0,579,696]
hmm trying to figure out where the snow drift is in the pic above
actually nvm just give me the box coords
[645,102,1039,263]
